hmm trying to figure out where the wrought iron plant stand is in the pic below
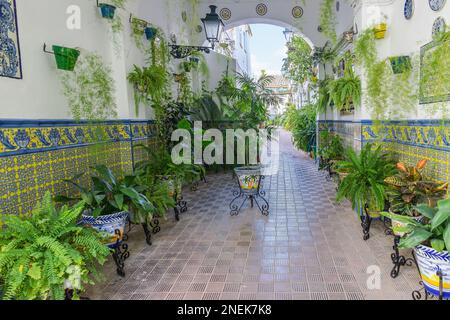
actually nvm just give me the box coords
[230,166,269,216]
[111,229,130,277]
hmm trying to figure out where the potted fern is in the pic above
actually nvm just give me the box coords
[336,143,397,218]
[381,199,450,299]
[127,64,168,116]
[0,192,110,300]
[328,63,361,113]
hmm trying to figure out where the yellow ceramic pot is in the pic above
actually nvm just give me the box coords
[374,23,387,39]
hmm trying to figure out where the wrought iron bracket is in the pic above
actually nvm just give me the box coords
[390,236,416,278]
[111,229,130,277]
[169,44,212,59]
[361,206,373,241]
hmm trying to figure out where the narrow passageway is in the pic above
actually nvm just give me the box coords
[89,130,420,300]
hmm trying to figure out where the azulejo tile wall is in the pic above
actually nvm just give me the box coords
[362,120,449,185]
[318,119,449,185]
[318,120,361,150]
[0,119,156,216]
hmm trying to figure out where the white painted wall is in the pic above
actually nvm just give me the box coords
[0,0,234,120]
[355,0,450,120]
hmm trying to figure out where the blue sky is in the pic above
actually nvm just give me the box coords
[248,24,288,77]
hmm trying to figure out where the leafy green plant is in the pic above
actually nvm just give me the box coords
[381,198,450,252]
[55,165,155,224]
[354,28,418,120]
[284,104,317,153]
[328,66,361,112]
[60,52,117,121]
[319,0,337,44]
[282,36,313,85]
[336,143,397,211]
[384,160,448,216]
[0,192,110,300]
[420,29,450,117]
[318,130,345,161]
[127,64,169,116]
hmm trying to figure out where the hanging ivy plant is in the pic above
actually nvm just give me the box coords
[354,28,418,120]
[420,29,450,117]
[319,0,337,44]
[59,52,118,121]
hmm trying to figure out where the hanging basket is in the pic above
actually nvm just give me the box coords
[389,56,411,74]
[99,3,116,19]
[374,23,387,39]
[52,45,80,71]
[144,27,158,41]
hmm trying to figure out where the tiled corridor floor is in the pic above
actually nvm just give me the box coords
[88,130,422,300]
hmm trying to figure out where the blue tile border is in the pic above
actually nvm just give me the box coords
[0,119,156,157]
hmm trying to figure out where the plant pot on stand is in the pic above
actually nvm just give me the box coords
[158,175,187,221]
[80,211,130,277]
[230,166,269,216]
[413,245,450,300]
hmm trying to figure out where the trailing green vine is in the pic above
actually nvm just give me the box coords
[319,0,337,44]
[60,52,117,121]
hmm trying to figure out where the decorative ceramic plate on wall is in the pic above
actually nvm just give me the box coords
[404,0,414,20]
[429,0,446,11]
[256,3,268,16]
[220,8,232,21]
[292,6,303,19]
[432,17,446,37]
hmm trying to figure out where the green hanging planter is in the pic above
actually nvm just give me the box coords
[52,45,80,71]
[389,56,411,74]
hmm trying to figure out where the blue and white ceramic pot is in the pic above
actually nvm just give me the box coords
[414,245,450,299]
[80,211,129,248]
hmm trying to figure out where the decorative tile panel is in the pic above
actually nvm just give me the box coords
[0,0,22,79]
[0,119,156,216]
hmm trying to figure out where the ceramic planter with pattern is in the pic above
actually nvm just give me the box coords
[80,211,129,248]
[235,166,262,195]
[414,245,450,299]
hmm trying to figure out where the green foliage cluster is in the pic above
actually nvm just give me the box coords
[319,0,337,44]
[420,30,450,118]
[328,63,361,112]
[382,198,450,252]
[216,72,281,131]
[318,130,344,161]
[0,193,110,300]
[283,104,317,153]
[354,29,418,120]
[55,165,155,224]
[336,143,397,211]
[384,160,448,217]
[282,36,313,85]
[60,52,118,121]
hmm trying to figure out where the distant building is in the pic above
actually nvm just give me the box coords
[216,25,252,75]
[266,75,293,117]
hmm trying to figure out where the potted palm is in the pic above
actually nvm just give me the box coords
[384,160,448,236]
[381,199,450,299]
[336,143,397,218]
[0,192,110,300]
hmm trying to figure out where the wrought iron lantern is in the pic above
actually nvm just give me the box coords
[283,28,294,43]
[169,5,225,59]
[202,5,224,50]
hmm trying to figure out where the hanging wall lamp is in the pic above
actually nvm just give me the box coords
[169,5,225,59]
